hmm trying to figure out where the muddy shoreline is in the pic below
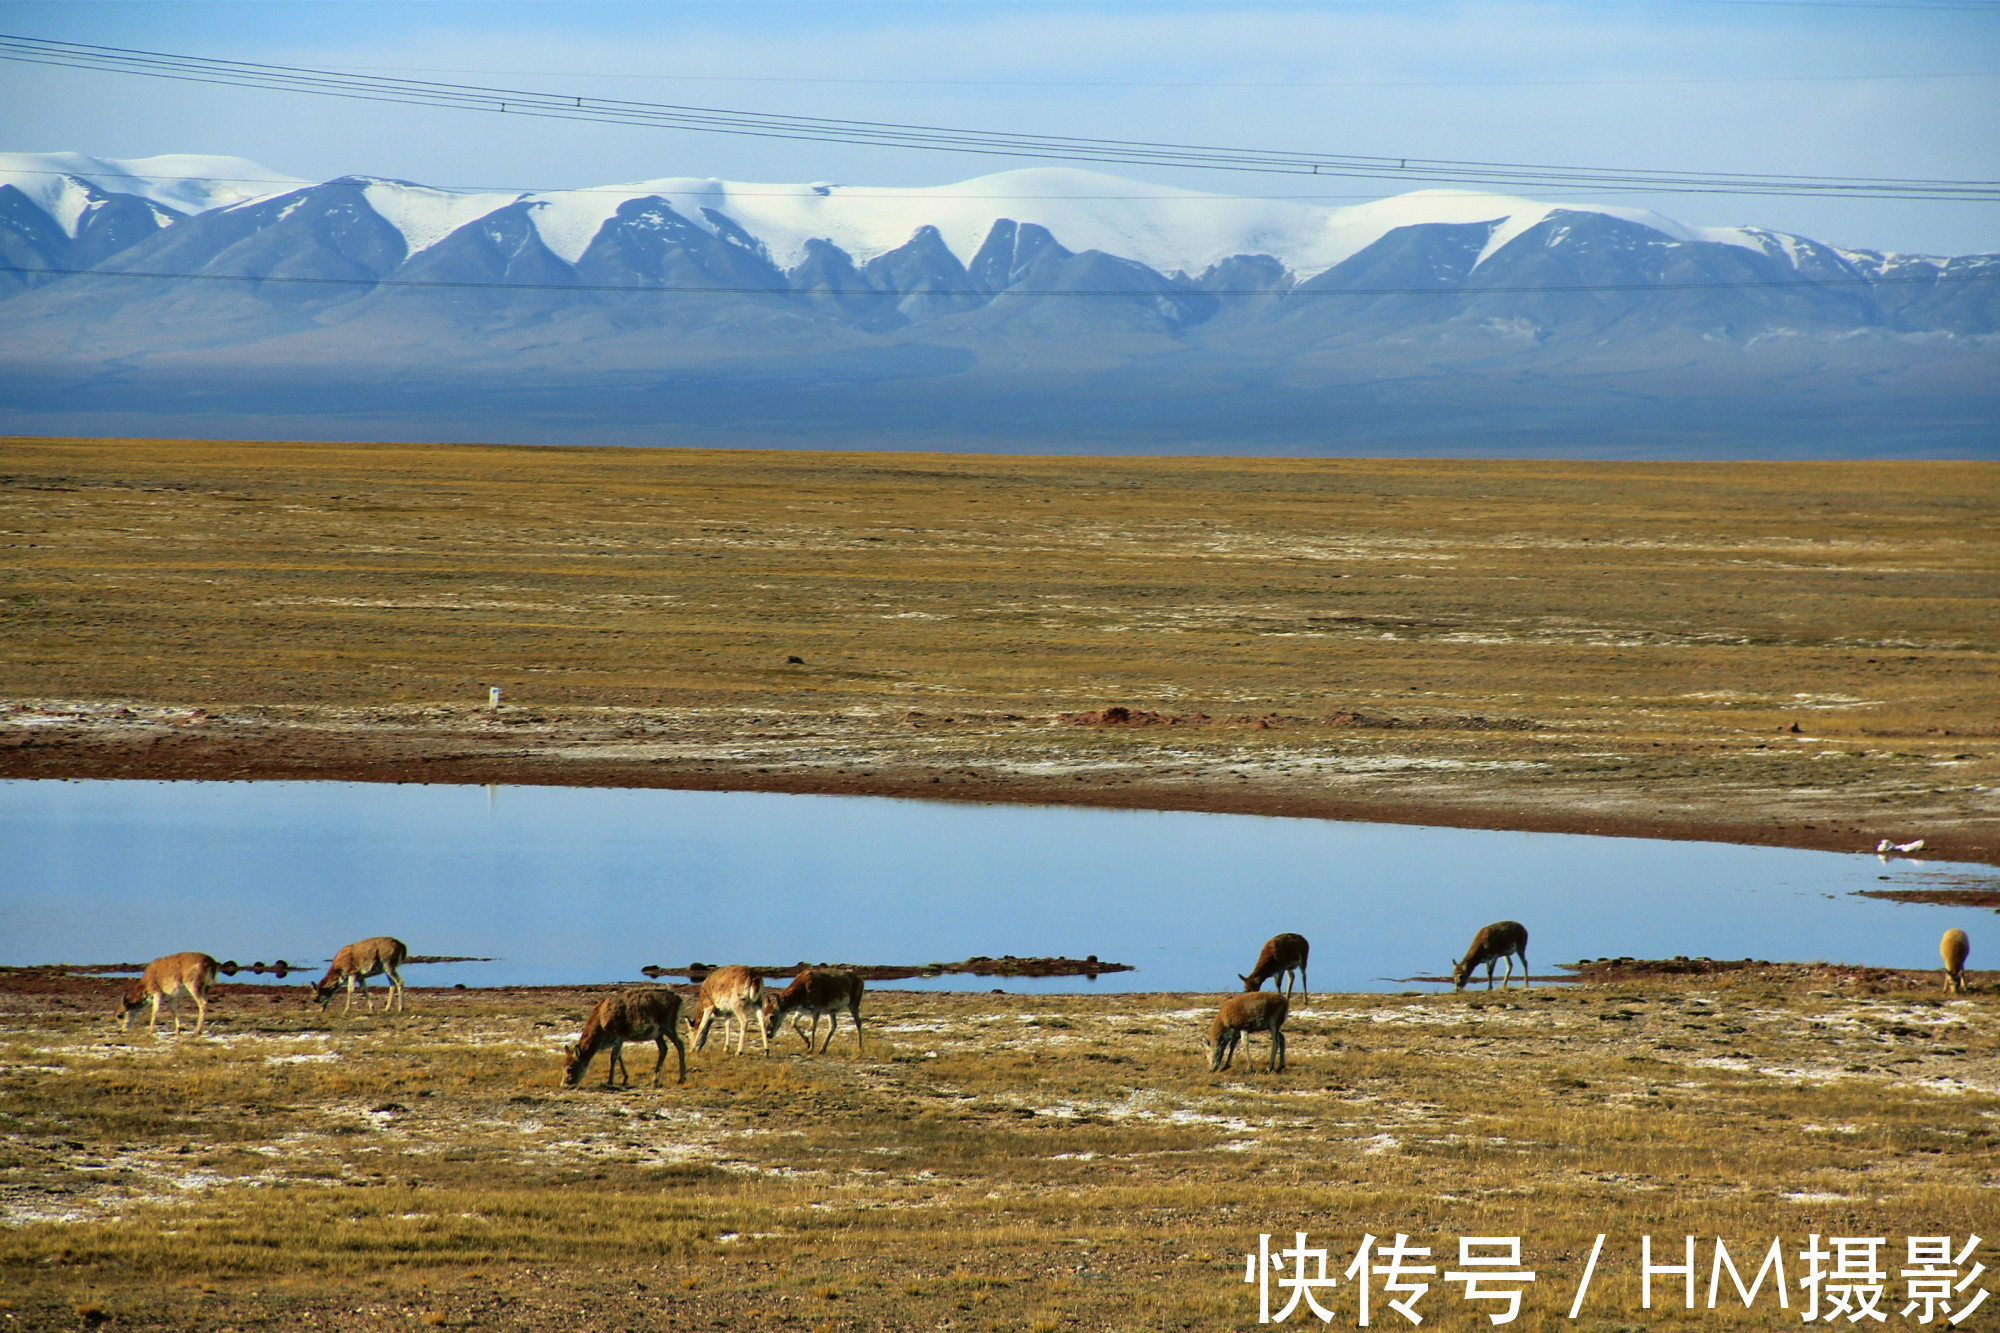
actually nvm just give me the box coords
[7,963,1985,1006]
[6,721,1996,867]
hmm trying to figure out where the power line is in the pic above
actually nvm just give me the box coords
[305,63,2000,89]
[3,34,1995,201]
[7,263,1991,298]
[0,165,1883,206]
[1672,0,2000,9]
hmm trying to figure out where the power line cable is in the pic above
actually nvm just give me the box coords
[3,34,1995,201]
[6,263,1991,298]
[303,64,2000,89]
[0,165,1921,206]
[1669,0,2000,10]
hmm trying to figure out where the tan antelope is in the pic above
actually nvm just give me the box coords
[562,988,687,1088]
[312,937,410,1014]
[1209,991,1288,1073]
[1942,928,1970,994]
[1452,920,1530,992]
[118,952,220,1036]
[687,965,768,1055]
[762,968,866,1054]
[1240,933,1309,999]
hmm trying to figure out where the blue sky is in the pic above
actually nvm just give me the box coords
[3,1,1997,253]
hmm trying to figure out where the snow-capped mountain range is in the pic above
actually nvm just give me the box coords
[3,150,1986,296]
[1,152,1994,456]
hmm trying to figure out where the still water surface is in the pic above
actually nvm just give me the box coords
[1,780,1988,992]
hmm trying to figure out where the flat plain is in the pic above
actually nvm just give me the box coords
[1,973,1994,1331]
[2,437,1997,861]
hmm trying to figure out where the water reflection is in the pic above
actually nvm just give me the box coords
[1,780,1987,992]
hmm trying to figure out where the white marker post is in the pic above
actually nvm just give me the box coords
[487,685,502,710]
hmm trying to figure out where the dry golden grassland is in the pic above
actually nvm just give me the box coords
[1,979,1994,1330]
[2,437,1997,860]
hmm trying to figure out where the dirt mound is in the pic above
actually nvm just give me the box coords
[1062,706,1205,726]
[1063,705,1537,731]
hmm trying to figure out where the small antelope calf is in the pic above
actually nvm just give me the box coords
[312,937,410,1014]
[688,965,768,1055]
[119,953,220,1036]
[1209,991,1289,1073]
[1942,928,1970,994]
[562,988,687,1088]
[762,968,866,1054]
[1240,932,1309,1000]
[1452,921,1530,992]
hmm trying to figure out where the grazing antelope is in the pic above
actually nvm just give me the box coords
[312,937,410,1014]
[562,988,686,1088]
[118,953,220,1036]
[1209,991,1288,1073]
[1240,932,1309,999]
[1452,921,1530,992]
[762,968,866,1054]
[1942,928,1970,995]
[687,965,768,1055]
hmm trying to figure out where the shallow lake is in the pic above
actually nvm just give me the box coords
[2,779,1989,992]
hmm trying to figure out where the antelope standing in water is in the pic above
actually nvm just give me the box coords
[1942,928,1970,994]
[1209,991,1288,1073]
[1240,933,1309,999]
[119,953,219,1036]
[562,988,686,1088]
[1452,921,1530,991]
[312,937,410,1014]
[762,968,866,1054]
[688,965,768,1055]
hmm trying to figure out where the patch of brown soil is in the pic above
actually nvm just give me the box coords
[1560,956,1994,990]
[1856,887,2000,908]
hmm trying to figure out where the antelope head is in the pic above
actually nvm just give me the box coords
[1449,960,1471,992]
[117,982,147,1029]
[1205,1014,1230,1071]
[559,1043,586,1088]
[759,992,784,1040]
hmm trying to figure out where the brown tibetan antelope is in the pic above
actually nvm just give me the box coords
[762,968,866,1054]
[1209,991,1288,1073]
[1240,933,1309,999]
[312,937,410,1014]
[562,988,687,1088]
[1452,921,1530,992]
[688,965,768,1055]
[119,953,220,1036]
[1942,928,1970,994]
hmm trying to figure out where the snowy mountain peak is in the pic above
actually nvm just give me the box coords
[0,152,303,234]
